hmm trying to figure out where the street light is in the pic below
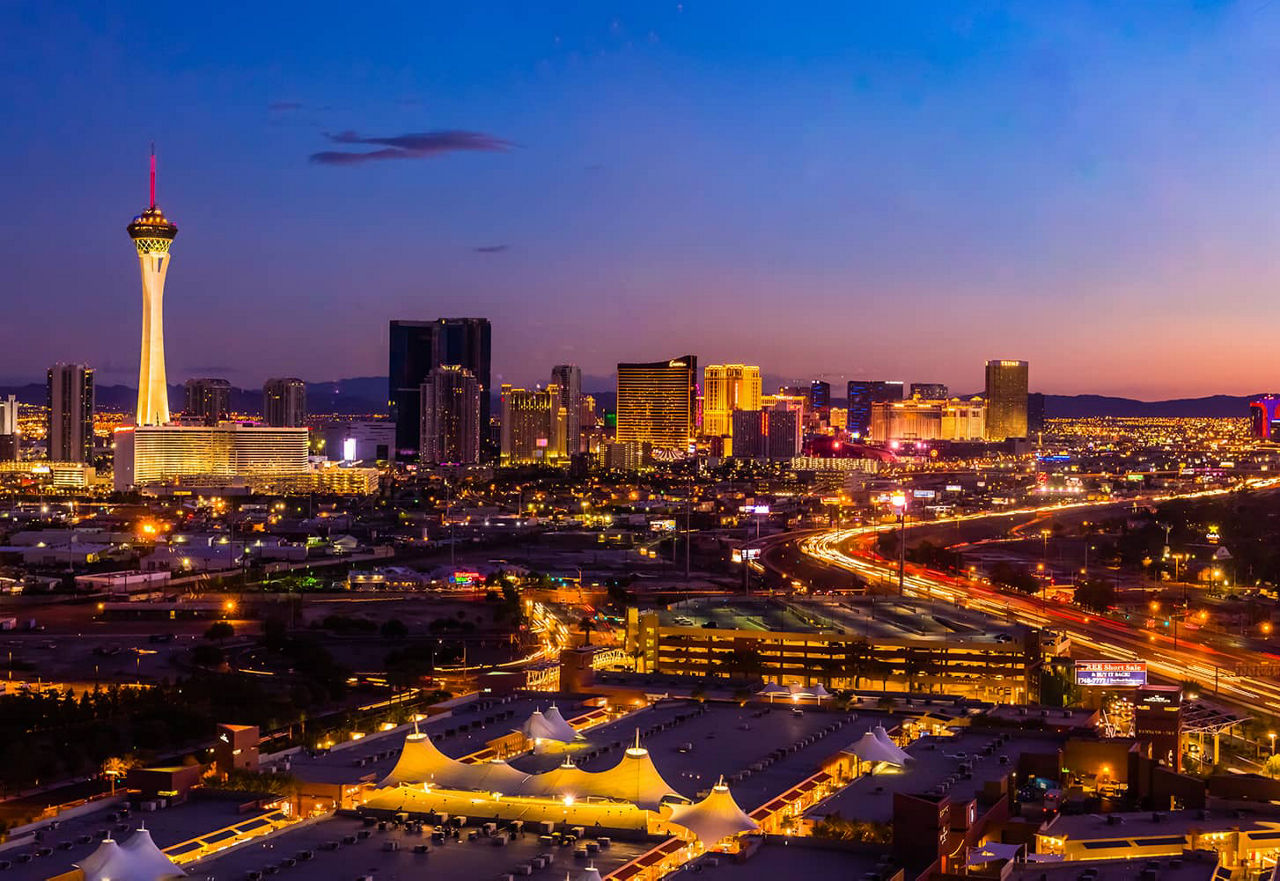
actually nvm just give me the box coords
[1270,732,1276,756]
[890,493,907,596]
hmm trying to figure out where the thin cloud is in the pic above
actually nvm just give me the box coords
[473,244,509,253]
[311,129,514,165]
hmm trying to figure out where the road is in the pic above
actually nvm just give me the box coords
[784,481,1280,720]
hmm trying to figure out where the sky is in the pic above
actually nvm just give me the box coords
[3,1,1280,399]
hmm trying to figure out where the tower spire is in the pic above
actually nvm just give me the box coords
[149,143,156,208]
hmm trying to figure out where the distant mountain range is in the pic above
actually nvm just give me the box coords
[0,377,1265,419]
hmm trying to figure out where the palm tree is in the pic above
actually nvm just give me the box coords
[101,755,137,795]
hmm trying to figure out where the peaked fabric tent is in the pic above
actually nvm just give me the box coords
[381,728,684,810]
[521,706,580,744]
[846,731,905,766]
[757,682,790,702]
[379,727,529,792]
[543,705,582,741]
[873,726,913,763]
[811,683,832,699]
[666,779,759,847]
[77,827,186,881]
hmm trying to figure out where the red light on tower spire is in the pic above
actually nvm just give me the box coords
[149,143,156,208]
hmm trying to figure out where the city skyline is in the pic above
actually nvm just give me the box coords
[7,3,1280,398]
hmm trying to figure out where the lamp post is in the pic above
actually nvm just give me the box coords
[890,492,907,596]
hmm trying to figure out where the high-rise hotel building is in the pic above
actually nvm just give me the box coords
[388,318,491,455]
[984,359,1029,440]
[420,366,481,464]
[616,356,698,453]
[702,364,761,440]
[47,363,94,463]
[113,424,309,491]
[499,384,567,466]
[263,377,307,428]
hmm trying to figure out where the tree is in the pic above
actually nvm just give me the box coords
[192,644,225,668]
[205,621,234,641]
[989,561,1039,594]
[1265,754,1280,779]
[1074,579,1117,613]
[380,618,408,638]
[101,755,137,795]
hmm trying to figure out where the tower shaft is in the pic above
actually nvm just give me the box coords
[135,247,171,425]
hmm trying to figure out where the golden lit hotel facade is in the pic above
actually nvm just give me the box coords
[616,356,698,453]
[702,364,761,443]
[113,424,310,491]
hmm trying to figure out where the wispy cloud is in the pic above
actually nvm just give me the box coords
[473,244,509,253]
[310,130,515,165]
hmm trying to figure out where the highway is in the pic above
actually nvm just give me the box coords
[788,480,1280,720]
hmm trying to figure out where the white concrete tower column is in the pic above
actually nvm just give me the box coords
[127,150,178,426]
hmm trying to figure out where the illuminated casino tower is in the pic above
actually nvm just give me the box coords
[127,150,178,426]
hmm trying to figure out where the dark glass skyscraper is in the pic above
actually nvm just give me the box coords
[810,380,831,412]
[47,363,94,463]
[389,318,491,455]
[184,378,231,425]
[846,380,902,438]
[263,377,307,428]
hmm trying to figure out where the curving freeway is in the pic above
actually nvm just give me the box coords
[787,479,1280,719]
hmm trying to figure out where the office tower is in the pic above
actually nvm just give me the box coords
[388,318,491,455]
[1027,392,1046,437]
[810,381,831,413]
[731,409,766,459]
[846,380,902,438]
[616,357,697,452]
[702,365,762,438]
[910,383,949,400]
[47,364,94,463]
[499,384,567,466]
[766,407,801,460]
[420,365,481,464]
[550,364,583,454]
[113,424,309,491]
[321,421,396,463]
[183,378,231,425]
[0,395,18,462]
[128,151,177,426]
[984,359,1029,440]
[263,377,307,427]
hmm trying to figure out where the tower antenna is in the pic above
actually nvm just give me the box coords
[149,143,156,208]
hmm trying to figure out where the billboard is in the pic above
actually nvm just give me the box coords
[1074,660,1147,688]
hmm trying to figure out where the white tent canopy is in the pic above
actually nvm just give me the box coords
[873,725,913,763]
[846,731,905,766]
[381,727,684,811]
[522,706,581,743]
[666,779,759,848]
[77,826,186,881]
[757,682,789,696]
[811,683,832,699]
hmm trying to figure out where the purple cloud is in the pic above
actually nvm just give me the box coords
[311,130,515,165]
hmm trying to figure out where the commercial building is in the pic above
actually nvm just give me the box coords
[420,365,482,464]
[604,440,652,470]
[0,394,18,461]
[616,356,698,453]
[388,318,491,455]
[550,364,583,454]
[810,380,831,413]
[500,384,567,466]
[262,377,306,427]
[47,362,94,463]
[984,359,1029,440]
[183,377,231,425]
[1250,395,1280,441]
[868,398,986,443]
[731,409,766,459]
[113,423,309,490]
[703,364,762,439]
[910,382,949,400]
[129,151,177,427]
[626,597,1042,702]
[847,380,903,439]
[320,420,395,463]
[766,405,801,460]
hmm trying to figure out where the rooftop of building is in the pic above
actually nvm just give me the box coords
[1008,853,1220,881]
[809,729,1064,824]
[693,838,891,880]
[190,814,650,881]
[1040,807,1280,842]
[651,596,1030,645]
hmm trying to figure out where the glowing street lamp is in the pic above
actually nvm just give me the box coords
[890,493,908,596]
